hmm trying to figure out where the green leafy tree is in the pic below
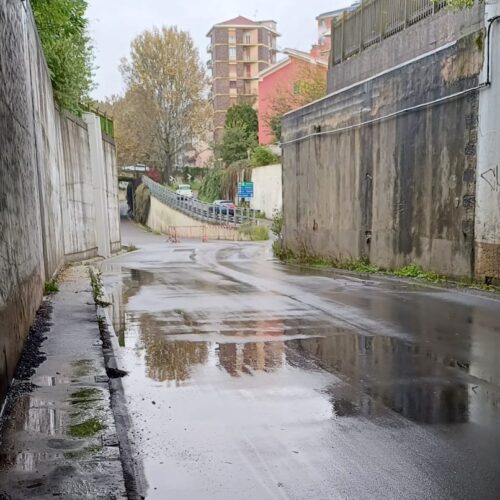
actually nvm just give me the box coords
[224,104,258,137]
[215,104,259,165]
[31,0,94,113]
[198,168,224,202]
[216,127,257,165]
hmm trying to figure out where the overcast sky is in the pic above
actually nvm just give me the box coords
[86,0,351,100]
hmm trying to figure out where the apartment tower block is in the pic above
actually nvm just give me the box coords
[207,16,279,142]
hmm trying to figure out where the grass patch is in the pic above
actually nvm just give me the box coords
[70,388,102,400]
[127,244,139,252]
[64,444,102,460]
[44,279,59,295]
[272,243,377,273]
[71,359,94,377]
[273,244,500,292]
[68,417,106,438]
[190,179,202,191]
[392,263,444,283]
[69,387,102,410]
[239,223,269,241]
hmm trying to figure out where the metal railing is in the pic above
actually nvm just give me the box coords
[142,176,258,226]
[331,0,448,65]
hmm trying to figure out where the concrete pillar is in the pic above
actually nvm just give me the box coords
[83,113,111,258]
[475,1,500,282]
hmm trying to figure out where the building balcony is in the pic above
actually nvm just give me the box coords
[241,36,255,45]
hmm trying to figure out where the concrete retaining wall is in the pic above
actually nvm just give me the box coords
[103,137,121,254]
[147,197,246,241]
[59,114,98,261]
[0,1,120,402]
[249,164,282,218]
[282,29,487,278]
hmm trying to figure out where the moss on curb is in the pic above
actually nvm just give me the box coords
[69,417,106,438]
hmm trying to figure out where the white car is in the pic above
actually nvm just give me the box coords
[175,184,193,200]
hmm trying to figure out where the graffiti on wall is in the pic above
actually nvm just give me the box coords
[480,166,500,192]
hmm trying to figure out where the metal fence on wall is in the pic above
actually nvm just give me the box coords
[142,176,258,226]
[81,104,114,137]
[332,0,448,65]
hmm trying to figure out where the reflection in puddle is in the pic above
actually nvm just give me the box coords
[0,393,65,474]
[291,335,471,424]
[106,265,500,430]
[217,341,285,377]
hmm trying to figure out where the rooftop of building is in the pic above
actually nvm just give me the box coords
[258,48,327,79]
[207,16,280,37]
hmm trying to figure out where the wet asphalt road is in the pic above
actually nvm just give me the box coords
[102,219,500,500]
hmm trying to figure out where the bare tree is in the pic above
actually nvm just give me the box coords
[119,26,209,181]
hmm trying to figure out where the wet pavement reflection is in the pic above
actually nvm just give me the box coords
[101,229,500,499]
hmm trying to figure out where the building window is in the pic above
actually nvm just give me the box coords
[229,81,237,89]
[228,34,236,44]
[229,47,236,60]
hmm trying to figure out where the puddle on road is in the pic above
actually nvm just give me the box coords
[103,266,500,429]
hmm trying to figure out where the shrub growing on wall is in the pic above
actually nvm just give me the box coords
[250,146,280,166]
[31,0,94,113]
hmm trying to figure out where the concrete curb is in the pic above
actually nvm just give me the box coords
[92,269,148,500]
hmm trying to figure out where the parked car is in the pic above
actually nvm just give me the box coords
[175,184,193,200]
[210,200,236,216]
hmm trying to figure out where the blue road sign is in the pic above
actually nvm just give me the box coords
[238,182,254,198]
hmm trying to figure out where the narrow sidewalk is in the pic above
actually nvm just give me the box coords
[0,265,127,499]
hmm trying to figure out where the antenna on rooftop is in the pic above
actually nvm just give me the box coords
[253,9,258,20]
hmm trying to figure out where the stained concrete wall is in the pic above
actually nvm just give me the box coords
[282,30,485,278]
[0,0,45,404]
[249,164,282,218]
[0,1,120,402]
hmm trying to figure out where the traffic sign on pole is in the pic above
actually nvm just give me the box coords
[238,181,254,198]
